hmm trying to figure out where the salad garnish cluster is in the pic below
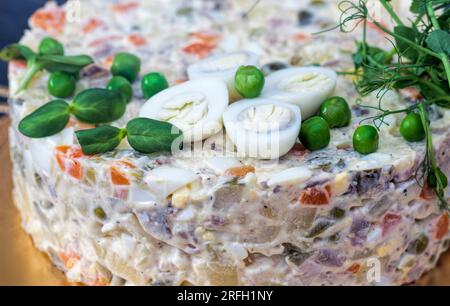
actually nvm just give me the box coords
[318,0,449,209]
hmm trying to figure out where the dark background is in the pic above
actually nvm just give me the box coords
[0,0,65,86]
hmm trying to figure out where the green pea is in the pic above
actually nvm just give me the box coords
[111,52,141,82]
[48,71,76,98]
[141,72,169,99]
[38,37,64,56]
[400,113,425,142]
[235,65,265,98]
[319,96,352,128]
[299,116,330,151]
[353,125,379,154]
[107,76,132,103]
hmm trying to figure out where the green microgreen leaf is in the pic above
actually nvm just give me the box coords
[126,117,183,154]
[426,30,450,56]
[428,168,449,189]
[76,125,126,155]
[0,43,36,61]
[40,54,94,74]
[71,88,127,124]
[0,42,93,93]
[394,26,420,60]
[410,0,428,14]
[18,100,70,138]
[14,54,94,93]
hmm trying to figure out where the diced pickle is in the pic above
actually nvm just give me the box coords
[306,219,333,238]
[408,234,429,255]
[330,207,345,219]
[94,207,107,220]
[328,233,340,242]
[282,243,312,266]
[34,172,43,187]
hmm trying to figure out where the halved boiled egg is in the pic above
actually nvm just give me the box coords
[261,67,337,118]
[139,79,229,142]
[187,51,259,100]
[223,98,301,159]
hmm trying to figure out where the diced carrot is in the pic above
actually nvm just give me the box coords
[69,146,83,159]
[381,213,402,236]
[183,42,216,58]
[59,252,80,269]
[110,160,136,186]
[55,145,71,171]
[190,32,221,45]
[30,8,66,33]
[435,213,449,240]
[347,263,361,274]
[128,34,146,46]
[110,166,130,185]
[420,182,435,200]
[175,78,188,84]
[66,159,83,180]
[226,165,255,177]
[83,19,103,33]
[111,2,139,13]
[55,145,83,179]
[299,186,330,205]
[55,145,71,153]
[292,33,311,43]
[55,153,66,171]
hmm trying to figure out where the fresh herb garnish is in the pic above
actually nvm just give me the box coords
[75,117,183,155]
[18,88,127,138]
[126,117,182,153]
[71,88,127,124]
[18,100,70,138]
[322,0,450,209]
[0,43,93,93]
[76,125,126,155]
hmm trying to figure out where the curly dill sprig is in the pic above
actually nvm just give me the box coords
[357,99,419,130]
[418,103,449,209]
[314,0,369,35]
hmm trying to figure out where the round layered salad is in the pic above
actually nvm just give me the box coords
[5,0,450,285]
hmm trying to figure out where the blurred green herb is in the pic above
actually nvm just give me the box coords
[320,0,450,209]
